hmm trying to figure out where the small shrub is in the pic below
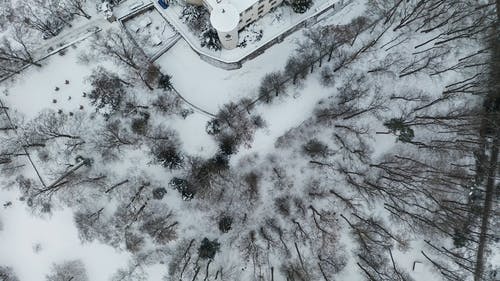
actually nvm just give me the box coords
[58,48,67,56]
[206,119,221,135]
[180,108,194,118]
[244,171,260,199]
[274,196,290,217]
[180,5,209,32]
[252,115,266,128]
[154,145,183,169]
[125,231,144,253]
[218,134,238,156]
[291,0,313,13]
[303,139,329,157]
[384,118,414,143]
[198,238,220,259]
[158,74,173,90]
[200,28,221,51]
[453,229,467,248]
[169,177,195,200]
[131,115,150,135]
[320,66,334,86]
[152,187,167,200]
[218,216,233,233]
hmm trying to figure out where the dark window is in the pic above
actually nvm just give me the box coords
[246,18,252,23]
[258,4,264,10]
[270,0,276,5]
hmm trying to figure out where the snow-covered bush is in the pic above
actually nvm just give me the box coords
[158,73,173,90]
[87,67,128,114]
[0,266,19,281]
[383,118,414,143]
[198,238,220,260]
[179,4,209,32]
[302,138,329,158]
[290,0,313,13]
[218,215,233,233]
[169,177,195,200]
[200,28,221,51]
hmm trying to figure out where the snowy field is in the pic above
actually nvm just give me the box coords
[0,188,130,281]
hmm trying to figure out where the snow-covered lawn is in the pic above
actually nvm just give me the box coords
[156,33,295,114]
[0,44,94,119]
[0,188,130,281]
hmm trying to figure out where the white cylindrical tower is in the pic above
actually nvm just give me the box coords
[210,4,239,49]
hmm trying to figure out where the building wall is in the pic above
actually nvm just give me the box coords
[217,28,239,49]
[237,0,284,30]
[186,0,204,5]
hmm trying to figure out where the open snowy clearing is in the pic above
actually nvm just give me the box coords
[0,188,130,281]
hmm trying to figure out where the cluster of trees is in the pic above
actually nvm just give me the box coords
[261,0,499,279]
[89,29,162,91]
[180,4,222,50]
[0,0,92,79]
[12,0,91,37]
[0,0,498,280]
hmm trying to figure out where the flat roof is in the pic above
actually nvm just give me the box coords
[210,3,240,32]
[204,0,257,13]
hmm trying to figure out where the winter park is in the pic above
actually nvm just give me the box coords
[0,0,499,280]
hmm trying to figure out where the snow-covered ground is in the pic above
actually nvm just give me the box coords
[0,41,102,119]
[0,188,130,281]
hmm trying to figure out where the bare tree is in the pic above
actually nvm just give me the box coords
[86,67,130,114]
[46,260,88,281]
[258,71,286,103]
[90,29,160,90]
[0,266,19,281]
[61,0,91,19]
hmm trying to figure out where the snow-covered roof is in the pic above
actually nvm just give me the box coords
[210,4,240,32]
[204,0,257,13]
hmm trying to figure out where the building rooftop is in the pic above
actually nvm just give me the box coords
[210,3,240,32]
[204,0,257,13]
